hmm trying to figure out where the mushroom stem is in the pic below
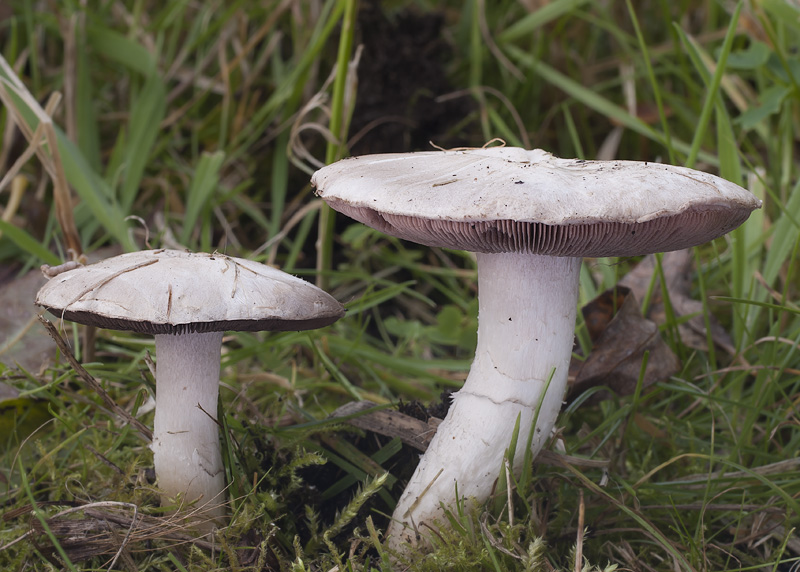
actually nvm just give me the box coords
[387,252,581,548]
[152,331,226,525]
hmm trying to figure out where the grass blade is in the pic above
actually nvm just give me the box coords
[0,220,60,265]
[180,150,225,245]
[499,0,591,43]
[119,74,167,212]
[683,1,743,169]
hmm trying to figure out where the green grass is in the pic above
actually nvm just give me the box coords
[1,0,799,570]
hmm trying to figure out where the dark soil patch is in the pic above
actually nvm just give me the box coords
[349,0,474,155]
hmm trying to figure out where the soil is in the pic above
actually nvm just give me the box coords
[348,0,474,155]
[399,389,454,422]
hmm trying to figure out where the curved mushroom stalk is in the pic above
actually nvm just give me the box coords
[152,331,226,525]
[386,252,580,549]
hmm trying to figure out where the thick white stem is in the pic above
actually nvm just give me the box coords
[387,253,580,548]
[152,331,226,525]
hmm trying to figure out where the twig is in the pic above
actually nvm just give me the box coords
[504,458,514,529]
[329,400,440,452]
[38,316,153,441]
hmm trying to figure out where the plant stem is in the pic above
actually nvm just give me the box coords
[317,0,358,289]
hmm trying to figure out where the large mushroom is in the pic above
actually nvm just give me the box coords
[36,249,345,526]
[312,146,761,549]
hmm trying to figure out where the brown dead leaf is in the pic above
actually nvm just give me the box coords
[569,286,680,403]
[619,249,734,353]
[581,287,628,341]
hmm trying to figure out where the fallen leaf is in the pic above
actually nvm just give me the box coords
[569,286,681,403]
[619,249,734,353]
[581,287,628,341]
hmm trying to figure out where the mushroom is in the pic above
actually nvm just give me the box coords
[36,249,345,526]
[311,147,761,549]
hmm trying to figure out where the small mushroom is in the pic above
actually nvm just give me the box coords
[36,249,344,527]
[312,147,761,549]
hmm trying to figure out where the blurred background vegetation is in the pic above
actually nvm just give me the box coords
[1,0,799,570]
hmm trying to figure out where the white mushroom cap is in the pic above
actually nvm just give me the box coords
[312,147,762,257]
[36,249,345,333]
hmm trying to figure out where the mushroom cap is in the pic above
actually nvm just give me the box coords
[312,147,762,257]
[36,249,345,335]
